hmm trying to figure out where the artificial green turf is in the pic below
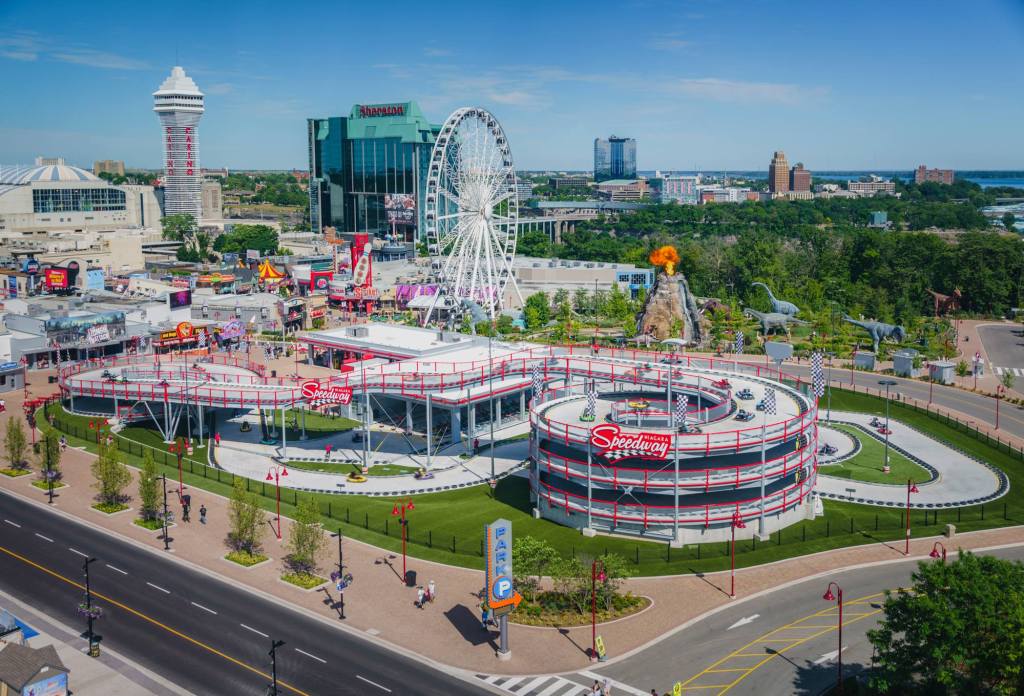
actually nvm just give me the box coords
[39,388,1024,576]
[284,460,418,477]
[819,423,931,484]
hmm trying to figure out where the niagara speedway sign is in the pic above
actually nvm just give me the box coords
[300,380,354,407]
[589,424,671,462]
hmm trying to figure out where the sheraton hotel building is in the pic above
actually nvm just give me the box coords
[307,102,441,243]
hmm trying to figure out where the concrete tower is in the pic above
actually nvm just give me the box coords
[154,66,204,220]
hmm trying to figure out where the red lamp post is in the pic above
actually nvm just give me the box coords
[391,500,415,584]
[822,581,844,693]
[929,541,947,563]
[905,479,919,555]
[590,559,606,661]
[730,512,747,599]
[265,465,288,539]
[996,385,1006,430]
[168,439,186,504]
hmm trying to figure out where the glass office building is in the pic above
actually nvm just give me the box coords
[593,135,637,182]
[308,102,441,241]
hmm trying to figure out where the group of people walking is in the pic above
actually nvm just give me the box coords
[415,580,436,609]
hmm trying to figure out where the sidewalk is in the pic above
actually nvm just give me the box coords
[4,376,1024,675]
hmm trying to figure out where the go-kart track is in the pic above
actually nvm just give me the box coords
[55,324,1007,543]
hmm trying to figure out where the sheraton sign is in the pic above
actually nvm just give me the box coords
[589,423,671,461]
[358,104,405,118]
[300,380,353,406]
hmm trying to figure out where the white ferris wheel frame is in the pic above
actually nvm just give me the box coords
[423,107,523,325]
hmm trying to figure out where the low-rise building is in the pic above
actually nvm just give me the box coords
[501,256,655,309]
[658,175,701,204]
[595,178,647,201]
[201,180,223,220]
[548,175,592,189]
[848,177,896,196]
[93,159,125,176]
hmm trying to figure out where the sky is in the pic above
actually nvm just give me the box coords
[1,0,1023,172]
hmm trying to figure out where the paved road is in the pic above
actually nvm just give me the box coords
[587,543,1024,695]
[978,323,1024,373]
[0,492,489,696]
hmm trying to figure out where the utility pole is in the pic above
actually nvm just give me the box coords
[331,528,345,619]
[83,557,98,657]
[161,474,170,551]
[268,639,285,695]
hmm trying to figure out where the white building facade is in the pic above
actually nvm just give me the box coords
[154,66,204,220]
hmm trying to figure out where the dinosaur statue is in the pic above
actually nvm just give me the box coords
[751,282,800,317]
[843,315,907,353]
[743,308,807,335]
[700,298,732,318]
[926,288,962,317]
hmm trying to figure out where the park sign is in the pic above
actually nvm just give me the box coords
[590,423,670,463]
[485,518,521,615]
[300,380,353,407]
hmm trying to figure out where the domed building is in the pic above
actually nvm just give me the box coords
[0,158,161,241]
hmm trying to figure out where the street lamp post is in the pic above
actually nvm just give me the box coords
[930,541,947,563]
[44,433,55,505]
[905,478,919,555]
[391,499,414,584]
[268,638,285,696]
[730,512,746,599]
[591,558,606,661]
[265,465,288,540]
[83,557,98,657]
[996,384,1006,430]
[161,474,170,551]
[879,380,897,473]
[331,528,345,619]
[822,582,844,693]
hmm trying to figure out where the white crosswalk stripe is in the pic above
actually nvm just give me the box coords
[477,674,590,696]
[989,365,1024,377]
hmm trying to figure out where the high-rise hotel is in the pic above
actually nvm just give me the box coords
[768,151,789,194]
[153,66,204,220]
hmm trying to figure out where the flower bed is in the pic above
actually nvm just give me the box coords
[0,468,31,478]
[225,550,269,567]
[511,591,650,628]
[92,502,129,515]
[280,572,326,590]
[31,480,67,490]
[133,518,166,531]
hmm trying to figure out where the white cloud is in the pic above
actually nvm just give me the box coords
[51,49,149,70]
[205,83,234,95]
[0,31,148,70]
[424,47,452,57]
[1,51,36,61]
[668,78,828,104]
[649,34,693,51]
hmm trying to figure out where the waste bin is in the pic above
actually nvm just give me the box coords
[48,375,57,384]
[405,570,417,587]
[271,369,277,378]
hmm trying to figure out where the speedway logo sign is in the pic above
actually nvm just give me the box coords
[300,380,353,407]
[589,423,671,462]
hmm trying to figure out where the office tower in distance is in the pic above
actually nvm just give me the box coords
[915,165,955,185]
[790,162,811,192]
[93,160,125,176]
[768,151,789,193]
[594,135,636,181]
[153,66,204,220]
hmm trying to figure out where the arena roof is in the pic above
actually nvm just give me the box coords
[0,163,101,185]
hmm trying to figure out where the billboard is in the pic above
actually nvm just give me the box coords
[485,518,518,614]
[85,269,105,291]
[300,380,353,407]
[385,193,416,226]
[169,289,193,309]
[310,270,333,292]
[22,671,68,696]
[7,276,17,298]
[44,268,68,289]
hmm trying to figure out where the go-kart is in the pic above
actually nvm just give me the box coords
[414,468,435,480]
[346,472,367,483]
[818,443,838,455]
[712,379,731,389]
[736,388,754,400]
[869,417,882,428]
[877,426,892,435]
[734,409,754,422]
[755,400,766,411]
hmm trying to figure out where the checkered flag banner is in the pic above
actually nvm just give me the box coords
[197,330,207,348]
[811,352,825,398]
[763,388,777,415]
[585,389,597,418]
[674,393,688,428]
[532,361,543,399]
[734,331,744,355]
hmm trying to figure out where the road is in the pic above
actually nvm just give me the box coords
[978,323,1024,373]
[590,543,1024,695]
[0,492,489,696]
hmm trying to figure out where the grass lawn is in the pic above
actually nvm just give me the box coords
[133,518,164,530]
[819,423,931,484]
[39,387,1024,577]
[280,411,360,440]
[92,502,129,514]
[31,480,66,490]
[0,468,31,477]
[284,460,419,477]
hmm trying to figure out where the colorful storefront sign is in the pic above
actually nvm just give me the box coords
[299,380,353,406]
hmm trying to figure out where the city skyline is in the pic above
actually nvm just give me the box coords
[1,0,1023,171]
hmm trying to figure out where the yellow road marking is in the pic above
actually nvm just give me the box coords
[0,544,311,696]
[677,591,891,695]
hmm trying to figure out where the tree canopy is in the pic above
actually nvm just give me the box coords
[213,224,280,256]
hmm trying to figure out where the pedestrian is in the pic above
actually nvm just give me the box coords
[416,586,425,609]
[428,579,436,603]
[480,604,489,629]
[199,504,207,525]
[214,432,221,447]
[325,443,332,460]
[603,679,612,695]
[59,435,67,452]
[591,680,602,695]
[182,503,190,522]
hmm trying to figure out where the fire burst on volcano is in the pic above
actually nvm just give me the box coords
[649,246,680,276]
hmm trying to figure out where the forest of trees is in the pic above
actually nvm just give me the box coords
[516,182,1024,322]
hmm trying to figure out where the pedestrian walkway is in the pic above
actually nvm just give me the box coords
[476,673,592,695]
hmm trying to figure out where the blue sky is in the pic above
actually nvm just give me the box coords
[1,0,1023,171]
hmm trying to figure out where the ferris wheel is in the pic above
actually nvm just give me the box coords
[423,107,523,326]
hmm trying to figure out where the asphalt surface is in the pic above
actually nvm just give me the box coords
[592,543,1024,696]
[978,323,1024,370]
[0,492,489,696]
